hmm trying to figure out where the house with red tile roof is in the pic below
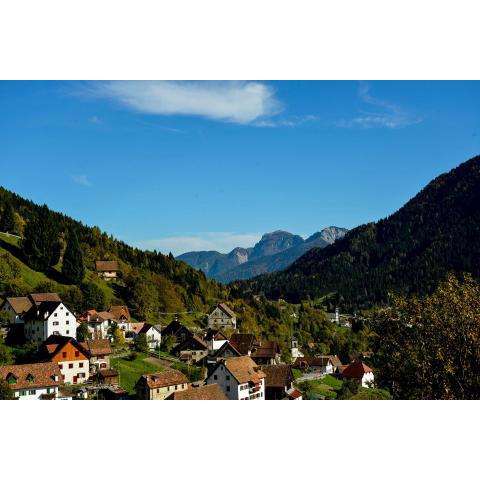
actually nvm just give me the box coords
[342,361,375,388]
[135,370,189,400]
[39,335,90,384]
[205,356,266,400]
[0,362,63,400]
[95,260,119,281]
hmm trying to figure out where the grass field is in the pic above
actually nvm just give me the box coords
[296,375,344,400]
[111,353,165,395]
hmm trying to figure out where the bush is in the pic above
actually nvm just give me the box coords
[171,362,205,382]
[127,351,138,361]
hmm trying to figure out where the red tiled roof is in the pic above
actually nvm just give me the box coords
[261,365,293,388]
[229,333,257,355]
[141,370,189,389]
[167,384,228,400]
[342,362,373,379]
[0,363,63,390]
[3,296,33,315]
[288,389,302,399]
[81,339,112,356]
[108,305,130,322]
[222,356,266,384]
[95,260,119,272]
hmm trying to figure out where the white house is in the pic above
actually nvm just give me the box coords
[204,329,228,352]
[290,338,304,362]
[139,323,162,350]
[78,310,115,340]
[293,356,335,376]
[207,303,237,330]
[40,335,90,384]
[0,296,34,324]
[342,361,375,388]
[0,362,63,400]
[22,294,76,345]
[205,356,266,400]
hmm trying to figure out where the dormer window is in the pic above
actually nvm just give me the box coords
[26,373,34,382]
[6,373,17,385]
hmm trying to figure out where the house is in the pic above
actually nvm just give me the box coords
[22,293,75,344]
[326,354,343,373]
[172,334,208,365]
[294,356,335,376]
[0,363,63,400]
[78,310,115,339]
[261,364,295,400]
[80,338,113,373]
[204,329,228,352]
[286,388,303,400]
[95,368,119,385]
[342,361,375,388]
[95,260,119,281]
[205,356,266,400]
[108,305,131,333]
[39,335,90,384]
[136,323,162,350]
[229,332,257,356]
[252,340,281,365]
[135,369,189,400]
[125,322,145,342]
[166,383,228,400]
[207,340,241,365]
[161,319,193,345]
[0,296,33,324]
[207,303,237,330]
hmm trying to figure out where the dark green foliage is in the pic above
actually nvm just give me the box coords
[0,200,15,234]
[134,333,149,353]
[236,155,480,311]
[81,282,106,311]
[21,204,61,271]
[0,339,14,365]
[62,230,85,284]
[350,388,392,400]
[161,334,176,354]
[336,379,361,399]
[76,322,89,342]
[0,380,13,400]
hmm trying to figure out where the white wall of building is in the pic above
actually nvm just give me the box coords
[13,386,59,400]
[24,303,75,344]
[207,364,265,400]
[58,359,90,384]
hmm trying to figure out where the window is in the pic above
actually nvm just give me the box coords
[226,386,230,392]
[75,351,79,357]
[66,321,69,325]
[29,390,36,395]
[47,388,51,394]
[59,364,63,370]
[226,375,230,380]
[68,363,73,369]
[53,321,59,326]
[79,362,84,368]
[62,352,67,358]
[19,391,26,396]
[54,313,58,317]
[66,330,69,335]
[175,385,178,390]
[27,374,34,382]
[66,312,69,316]
[214,374,218,380]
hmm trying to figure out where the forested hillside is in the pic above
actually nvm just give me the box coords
[234,155,480,310]
[0,186,229,323]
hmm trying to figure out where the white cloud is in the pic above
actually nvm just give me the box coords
[71,174,92,187]
[137,232,262,256]
[82,81,282,125]
[337,82,422,129]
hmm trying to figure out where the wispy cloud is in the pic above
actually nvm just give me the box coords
[79,81,283,126]
[88,115,102,124]
[137,232,262,256]
[337,82,422,129]
[255,114,319,128]
[71,174,92,187]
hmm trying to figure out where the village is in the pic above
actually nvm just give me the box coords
[0,261,375,401]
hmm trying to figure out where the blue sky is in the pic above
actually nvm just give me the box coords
[1,81,479,255]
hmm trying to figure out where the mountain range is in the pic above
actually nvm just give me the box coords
[233,155,480,310]
[177,227,348,283]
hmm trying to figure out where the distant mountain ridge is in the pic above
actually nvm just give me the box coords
[234,155,480,310]
[177,227,348,282]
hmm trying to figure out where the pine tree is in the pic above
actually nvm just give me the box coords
[0,201,15,234]
[22,205,61,271]
[62,230,85,284]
